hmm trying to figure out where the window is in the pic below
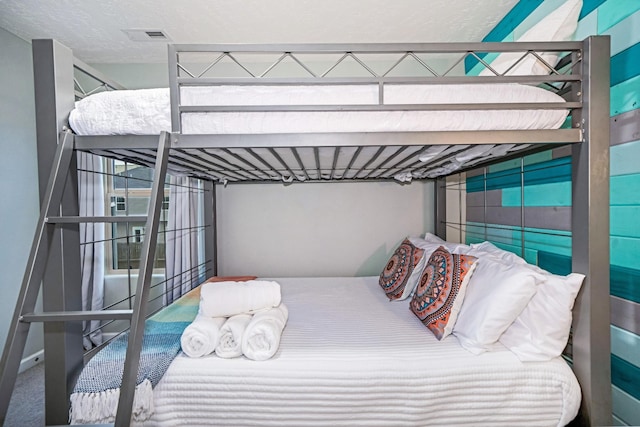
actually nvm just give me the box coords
[132,226,145,243]
[114,196,126,211]
[106,160,169,272]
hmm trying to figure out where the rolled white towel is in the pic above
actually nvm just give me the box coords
[180,315,226,358]
[241,304,289,361]
[215,313,252,358]
[199,280,281,318]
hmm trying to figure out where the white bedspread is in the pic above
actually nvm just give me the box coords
[139,277,581,427]
[69,83,568,136]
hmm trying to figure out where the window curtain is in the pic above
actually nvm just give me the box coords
[78,152,105,349]
[165,176,201,305]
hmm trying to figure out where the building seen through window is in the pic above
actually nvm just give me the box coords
[108,160,169,271]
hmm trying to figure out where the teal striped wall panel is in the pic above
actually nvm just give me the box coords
[612,354,640,401]
[611,43,640,87]
[465,1,640,424]
[602,9,640,55]
[596,1,640,33]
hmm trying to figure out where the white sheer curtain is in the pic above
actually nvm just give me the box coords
[78,153,105,349]
[165,176,201,305]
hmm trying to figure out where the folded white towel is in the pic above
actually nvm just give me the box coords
[199,280,281,318]
[215,313,252,358]
[180,315,226,358]
[241,304,289,361]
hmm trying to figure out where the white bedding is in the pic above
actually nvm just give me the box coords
[69,84,568,136]
[139,276,581,427]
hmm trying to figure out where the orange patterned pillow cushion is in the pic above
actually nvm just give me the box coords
[410,246,477,340]
[379,239,426,301]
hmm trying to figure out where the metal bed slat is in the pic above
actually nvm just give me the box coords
[268,148,298,181]
[352,146,386,179]
[190,148,265,181]
[361,146,409,179]
[219,148,276,180]
[245,148,283,181]
[290,147,311,181]
[329,147,340,180]
[313,147,321,180]
[169,148,247,181]
[367,145,432,179]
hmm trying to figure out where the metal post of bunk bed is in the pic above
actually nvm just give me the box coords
[114,131,171,426]
[203,180,218,276]
[571,35,611,427]
[32,39,85,425]
[434,177,447,240]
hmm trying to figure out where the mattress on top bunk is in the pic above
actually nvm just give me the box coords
[141,276,581,427]
[68,83,569,136]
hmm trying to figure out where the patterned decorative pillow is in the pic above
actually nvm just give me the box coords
[410,246,477,340]
[379,239,426,301]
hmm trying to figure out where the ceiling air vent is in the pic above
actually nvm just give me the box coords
[122,29,172,42]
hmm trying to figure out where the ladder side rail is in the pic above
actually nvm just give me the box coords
[115,132,171,426]
[0,132,75,423]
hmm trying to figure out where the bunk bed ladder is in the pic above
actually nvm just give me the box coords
[114,131,171,426]
[0,131,172,426]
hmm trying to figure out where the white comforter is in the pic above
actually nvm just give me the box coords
[69,83,568,135]
[139,276,581,427]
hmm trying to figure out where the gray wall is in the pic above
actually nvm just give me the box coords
[216,181,434,277]
[0,28,43,367]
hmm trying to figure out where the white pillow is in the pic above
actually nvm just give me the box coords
[452,256,545,354]
[468,241,527,265]
[421,233,471,254]
[422,232,446,243]
[479,0,583,76]
[499,272,585,361]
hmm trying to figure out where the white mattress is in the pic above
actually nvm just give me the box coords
[69,84,568,136]
[140,277,581,427]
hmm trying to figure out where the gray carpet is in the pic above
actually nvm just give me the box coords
[4,362,45,427]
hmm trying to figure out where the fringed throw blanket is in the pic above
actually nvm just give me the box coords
[69,287,201,424]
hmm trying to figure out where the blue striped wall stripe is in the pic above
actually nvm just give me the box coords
[612,263,640,304]
[612,206,640,238]
[611,236,640,269]
[597,1,640,33]
[611,43,640,87]
[582,0,608,19]
[611,140,640,176]
[612,175,640,206]
[612,325,640,368]
[611,74,640,116]
[502,181,572,207]
[603,9,640,56]
[613,386,640,426]
[467,156,571,193]
[613,353,640,401]
[537,250,572,275]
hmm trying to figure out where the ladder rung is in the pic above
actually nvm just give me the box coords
[45,215,148,223]
[20,310,134,323]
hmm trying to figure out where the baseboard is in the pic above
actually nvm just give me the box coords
[19,349,44,373]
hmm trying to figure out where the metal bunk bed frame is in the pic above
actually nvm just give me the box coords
[0,36,610,426]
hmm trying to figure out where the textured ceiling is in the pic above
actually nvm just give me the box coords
[0,0,519,63]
